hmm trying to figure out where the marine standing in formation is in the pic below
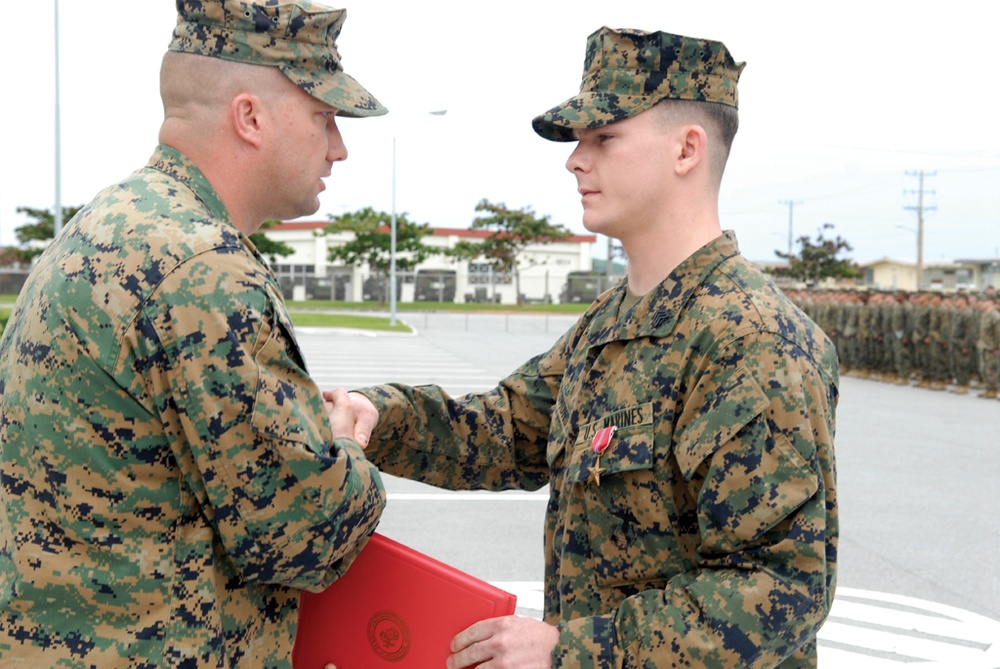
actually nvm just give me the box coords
[0,2,386,666]
[336,26,840,668]
[789,288,1000,398]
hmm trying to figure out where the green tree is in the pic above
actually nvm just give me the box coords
[249,219,294,266]
[324,207,437,304]
[0,246,22,269]
[12,205,83,263]
[448,199,571,304]
[773,223,861,285]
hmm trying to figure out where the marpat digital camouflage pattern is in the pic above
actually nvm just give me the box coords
[532,27,745,142]
[169,0,387,118]
[0,145,386,668]
[359,232,839,668]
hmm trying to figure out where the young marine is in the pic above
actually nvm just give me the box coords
[338,26,840,668]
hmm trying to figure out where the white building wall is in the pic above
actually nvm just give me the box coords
[262,224,596,303]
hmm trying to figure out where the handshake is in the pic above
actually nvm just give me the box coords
[322,389,378,448]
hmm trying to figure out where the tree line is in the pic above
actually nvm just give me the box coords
[1,200,573,306]
[2,205,860,291]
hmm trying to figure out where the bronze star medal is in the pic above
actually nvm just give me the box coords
[588,426,617,486]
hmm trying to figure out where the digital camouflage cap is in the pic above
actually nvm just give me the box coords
[532,27,745,142]
[168,0,387,118]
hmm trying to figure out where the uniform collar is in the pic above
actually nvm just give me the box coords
[147,144,236,230]
[583,231,741,347]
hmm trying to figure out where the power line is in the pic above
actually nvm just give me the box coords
[722,175,900,217]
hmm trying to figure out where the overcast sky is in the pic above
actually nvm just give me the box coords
[1,1,997,264]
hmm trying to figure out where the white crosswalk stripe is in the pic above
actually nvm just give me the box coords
[298,328,496,394]
[818,589,1000,667]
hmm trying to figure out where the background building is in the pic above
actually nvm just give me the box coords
[261,221,601,304]
[860,257,998,292]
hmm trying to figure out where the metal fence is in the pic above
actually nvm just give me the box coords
[276,268,624,305]
[0,271,29,296]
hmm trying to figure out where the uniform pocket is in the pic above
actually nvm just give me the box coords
[674,366,821,552]
[565,416,684,589]
[675,366,770,481]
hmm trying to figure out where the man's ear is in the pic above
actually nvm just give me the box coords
[231,93,264,148]
[675,124,708,177]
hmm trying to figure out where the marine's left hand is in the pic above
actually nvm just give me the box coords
[447,616,559,669]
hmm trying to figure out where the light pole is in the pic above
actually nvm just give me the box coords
[389,110,447,327]
[390,137,398,325]
[54,0,63,236]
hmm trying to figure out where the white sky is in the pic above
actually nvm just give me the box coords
[1,1,998,264]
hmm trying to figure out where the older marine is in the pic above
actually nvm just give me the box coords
[0,2,386,667]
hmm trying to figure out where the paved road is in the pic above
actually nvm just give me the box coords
[296,312,1000,667]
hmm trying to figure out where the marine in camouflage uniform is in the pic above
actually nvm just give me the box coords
[355,28,839,669]
[967,293,983,385]
[828,292,847,365]
[879,293,897,381]
[798,290,817,327]
[929,295,951,389]
[814,291,839,357]
[864,293,878,378]
[855,292,873,377]
[840,292,860,374]
[870,293,890,380]
[890,291,915,384]
[948,294,976,393]
[977,297,1000,399]
[0,2,387,667]
[912,292,933,388]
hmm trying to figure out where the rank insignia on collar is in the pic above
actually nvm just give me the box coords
[652,309,668,329]
[588,426,617,486]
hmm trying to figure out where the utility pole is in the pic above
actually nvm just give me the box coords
[779,200,803,256]
[904,170,936,291]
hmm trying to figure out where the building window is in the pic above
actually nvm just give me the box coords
[468,262,511,285]
[275,264,315,279]
[955,268,973,289]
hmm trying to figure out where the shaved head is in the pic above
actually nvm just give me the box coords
[159,51,289,136]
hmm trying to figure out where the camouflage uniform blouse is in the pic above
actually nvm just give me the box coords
[0,146,385,668]
[360,232,839,668]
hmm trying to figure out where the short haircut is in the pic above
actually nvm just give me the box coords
[652,98,739,186]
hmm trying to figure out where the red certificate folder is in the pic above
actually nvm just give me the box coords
[292,532,517,669]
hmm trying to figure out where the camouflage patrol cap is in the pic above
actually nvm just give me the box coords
[532,27,744,142]
[169,0,386,118]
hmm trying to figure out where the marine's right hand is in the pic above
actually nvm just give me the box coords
[323,389,379,448]
[347,391,379,447]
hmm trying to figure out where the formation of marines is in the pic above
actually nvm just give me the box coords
[787,287,1000,399]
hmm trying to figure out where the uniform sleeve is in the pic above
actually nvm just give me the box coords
[356,327,574,492]
[554,330,838,669]
[127,249,385,591]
